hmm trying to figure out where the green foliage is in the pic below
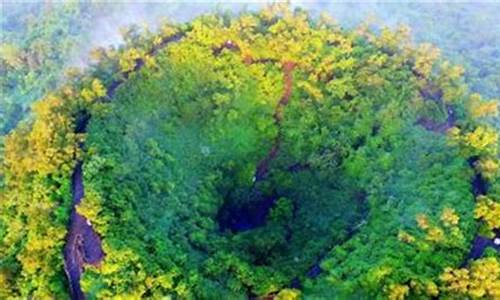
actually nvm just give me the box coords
[304,128,475,299]
[0,2,93,135]
[1,4,499,300]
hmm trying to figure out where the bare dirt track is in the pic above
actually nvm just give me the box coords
[416,90,500,264]
[63,33,185,300]
[217,60,296,233]
[255,61,296,182]
[64,162,104,300]
[62,33,498,299]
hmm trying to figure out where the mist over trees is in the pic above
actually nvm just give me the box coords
[1,2,498,135]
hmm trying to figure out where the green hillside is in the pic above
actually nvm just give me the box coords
[0,4,499,300]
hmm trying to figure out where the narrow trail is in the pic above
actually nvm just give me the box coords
[213,41,298,232]
[216,43,370,286]
[463,158,500,263]
[107,33,184,99]
[212,41,295,183]
[217,60,296,232]
[254,61,296,182]
[417,105,456,133]
[62,34,498,298]
[63,33,184,300]
[294,67,499,287]
[416,86,500,263]
[64,160,104,300]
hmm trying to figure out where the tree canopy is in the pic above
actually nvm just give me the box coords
[0,4,499,300]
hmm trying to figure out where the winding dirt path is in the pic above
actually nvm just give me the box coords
[416,86,500,263]
[64,161,104,300]
[463,159,500,263]
[213,41,298,232]
[63,33,184,300]
[63,34,498,299]
[255,61,296,182]
[213,42,296,183]
[417,105,456,133]
[216,60,296,232]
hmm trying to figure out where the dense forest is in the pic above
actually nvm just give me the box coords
[0,2,499,299]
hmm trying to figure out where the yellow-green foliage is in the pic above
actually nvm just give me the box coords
[440,257,500,299]
[0,76,116,297]
[1,4,499,300]
[0,94,78,297]
[475,196,500,231]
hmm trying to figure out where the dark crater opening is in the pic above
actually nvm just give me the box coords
[217,185,280,233]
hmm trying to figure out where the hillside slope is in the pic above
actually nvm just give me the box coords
[0,5,499,299]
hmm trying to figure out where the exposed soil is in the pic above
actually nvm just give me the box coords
[216,43,373,286]
[217,60,296,233]
[465,233,500,262]
[63,162,104,300]
[417,105,456,133]
[63,33,184,299]
[107,33,184,98]
[416,91,500,263]
[255,61,296,181]
[62,35,498,299]
[463,158,500,264]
